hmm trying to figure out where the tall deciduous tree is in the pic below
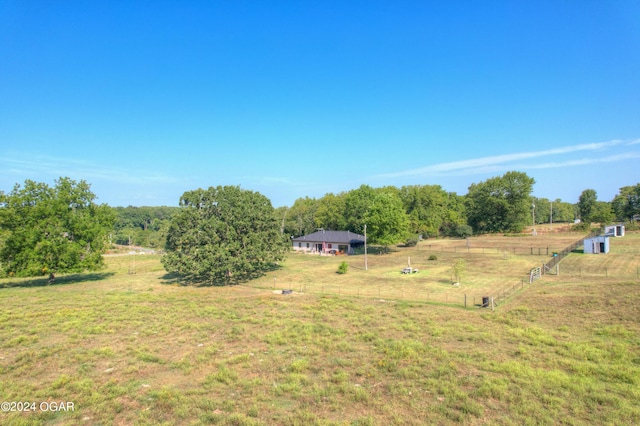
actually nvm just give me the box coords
[314,192,347,232]
[0,178,114,280]
[577,189,598,223]
[162,186,288,285]
[283,196,318,237]
[612,184,640,221]
[344,185,409,247]
[398,184,462,237]
[466,171,535,233]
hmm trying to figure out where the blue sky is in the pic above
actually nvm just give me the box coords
[1,1,639,207]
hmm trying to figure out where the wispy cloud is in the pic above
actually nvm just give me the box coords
[375,139,639,179]
[0,153,176,185]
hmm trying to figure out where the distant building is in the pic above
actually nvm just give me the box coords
[604,224,625,237]
[292,230,365,255]
[584,235,610,254]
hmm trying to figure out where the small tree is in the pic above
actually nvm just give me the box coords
[337,261,348,274]
[451,258,466,283]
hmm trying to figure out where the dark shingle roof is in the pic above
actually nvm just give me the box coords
[291,230,365,244]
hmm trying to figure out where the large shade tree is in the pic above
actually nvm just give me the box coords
[344,185,410,247]
[577,189,598,223]
[466,171,536,233]
[612,184,640,221]
[0,178,114,280]
[162,185,288,285]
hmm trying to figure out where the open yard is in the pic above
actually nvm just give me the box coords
[1,232,639,425]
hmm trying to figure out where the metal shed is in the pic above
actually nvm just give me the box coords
[604,224,625,237]
[584,235,610,254]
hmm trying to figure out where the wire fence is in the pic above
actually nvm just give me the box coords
[542,230,601,274]
[243,272,541,310]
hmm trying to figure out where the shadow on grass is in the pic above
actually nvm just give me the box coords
[0,272,115,289]
[160,263,284,287]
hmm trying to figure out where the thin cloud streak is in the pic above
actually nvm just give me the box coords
[0,154,176,185]
[375,139,637,179]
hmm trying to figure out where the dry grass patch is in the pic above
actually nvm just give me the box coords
[1,233,639,424]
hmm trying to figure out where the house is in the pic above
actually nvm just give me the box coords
[292,230,365,255]
[604,224,625,237]
[584,235,610,254]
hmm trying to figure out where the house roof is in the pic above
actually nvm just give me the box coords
[292,230,365,244]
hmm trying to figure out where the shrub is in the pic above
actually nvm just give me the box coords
[428,254,438,261]
[404,238,418,247]
[337,261,348,274]
[454,224,473,238]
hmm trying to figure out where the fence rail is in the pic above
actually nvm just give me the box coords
[542,230,601,274]
[245,231,605,310]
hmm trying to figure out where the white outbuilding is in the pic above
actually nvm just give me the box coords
[584,235,610,254]
[604,224,625,237]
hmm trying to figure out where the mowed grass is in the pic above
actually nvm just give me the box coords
[0,232,639,425]
[250,229,593,305]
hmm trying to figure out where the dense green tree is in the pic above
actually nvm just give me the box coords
[590,201,614,225]
[466,171,535,233]
[612,184,640,221]
[0,178,114,280]
[111,206,178,248]
[344,185,410,247]
[314,192,347,231]
[577,189,598,223]
[398,185,461,237]
[162,186,287,285]
[283,197,318,237]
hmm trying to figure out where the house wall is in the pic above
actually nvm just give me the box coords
[292,241,350,254]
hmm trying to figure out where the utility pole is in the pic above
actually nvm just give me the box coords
[364,224,368,271]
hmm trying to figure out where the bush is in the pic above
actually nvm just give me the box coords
[428,254,438,261]
[454,224,473,238]
[571,221,591,232]
[337,261,348,274]
[404,238,419,247]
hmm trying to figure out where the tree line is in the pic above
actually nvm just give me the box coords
[278,171,632,242]
[1,174,639,283]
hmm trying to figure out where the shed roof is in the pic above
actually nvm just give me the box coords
[292,230,365,244]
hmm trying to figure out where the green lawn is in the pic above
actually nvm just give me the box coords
[1,233,639,425]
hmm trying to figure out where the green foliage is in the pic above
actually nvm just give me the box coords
[590,201,614,225]
[337,261,348,274]
[314,192,348,231]
[451,258,466,283]
[578,189,598,223]
[532,197,576,224]
[404,237,419,247]
[428,254,438,261]
[466,171,535,233]
[161,185,288,285]
[611,183,640,222]
[454,224,473,238]
[345,185,410,246]
[111,206,178,248]
[398,185,464,237]
[0,177,114,278]
[283,197,319,237]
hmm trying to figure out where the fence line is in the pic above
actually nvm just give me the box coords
[420,245,555,256]
[245,231,605,309]
[244,274,539,310]
[542,230,601,274]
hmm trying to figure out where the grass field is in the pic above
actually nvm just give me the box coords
[1,232,639,425]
